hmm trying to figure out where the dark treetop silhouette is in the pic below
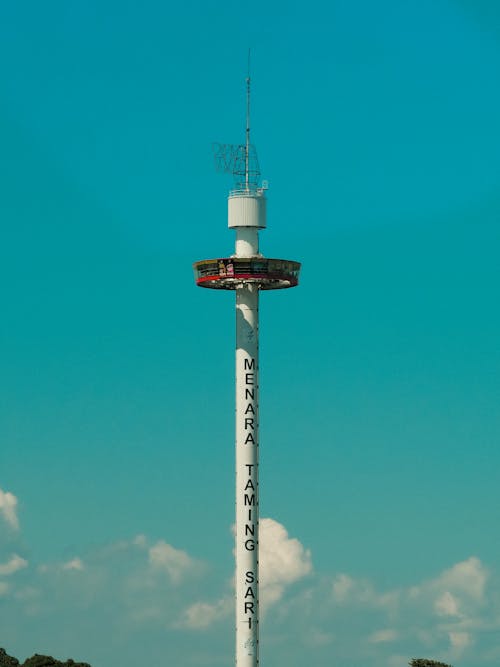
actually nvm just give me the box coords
[0,649,91,667]
[409,660,453,667]
[1,648,455,667]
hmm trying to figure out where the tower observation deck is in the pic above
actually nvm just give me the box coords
[193,71,300,667]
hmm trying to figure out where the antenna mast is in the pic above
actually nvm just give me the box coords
[212,52,261,192]
[245,49,251,191]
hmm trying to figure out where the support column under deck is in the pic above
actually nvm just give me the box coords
[235,284,259,666]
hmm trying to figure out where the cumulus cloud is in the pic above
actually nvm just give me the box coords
[0,488,19,530]
[332,572,398,610]
[177,598,231,630]
[62,558,85,571]
[176,517,312,630]
[368,628,398,643]
[37,557,85,574]
[434,590,460,617]
[0,554,28,576]
[0,519,493,667]
[332,573,354,601]
[409,556,488,623]
[148,540,199,584]
[434,557,487,603]
[133,534,147,548]
[260,518,312,609]
[304,628,334,647]
[324,556,490,663]
[449,630,472,652]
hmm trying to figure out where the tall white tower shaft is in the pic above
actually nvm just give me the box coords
[234,225,260,665]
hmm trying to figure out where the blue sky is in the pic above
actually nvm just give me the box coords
[1,1,499,665]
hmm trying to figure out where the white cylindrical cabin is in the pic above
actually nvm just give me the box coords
[230,191,265,258]
[228,191,267,230]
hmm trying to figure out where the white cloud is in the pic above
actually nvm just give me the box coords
[260,517,312,609]
[323,557,489,663]
[175,518,312,631]
[449,630,471,650]
[37,557,85,574]
[14,586,40,601]
[62,558,85,571]
[332,573,354,601]
[434,590,460,617]
[148,540,199,584]
[332,573,398,610]
[368,628,398,643]
[1,521,493,666]
[434,557,487,602]
[133,534,147,548]
[304,628,334,647]
[230,552,488,667]
[0,554,28,576]
[0,488,19,530]
[177,598,231,630]
[449,629,473,660]
[408,556,488,624]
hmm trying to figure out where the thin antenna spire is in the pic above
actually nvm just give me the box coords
[212,51,260,192]
[245,48,251,191]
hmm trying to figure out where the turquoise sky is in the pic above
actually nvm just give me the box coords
[1,1,499,665]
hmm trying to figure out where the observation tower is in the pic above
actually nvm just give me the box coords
[193,72,300,667]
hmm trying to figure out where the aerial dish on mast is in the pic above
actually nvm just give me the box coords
[212,142,261,190]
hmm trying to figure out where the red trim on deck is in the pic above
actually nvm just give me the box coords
[196,273,298,288]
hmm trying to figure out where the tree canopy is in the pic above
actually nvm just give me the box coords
[0,650,90,667]
[409,659,453,667]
